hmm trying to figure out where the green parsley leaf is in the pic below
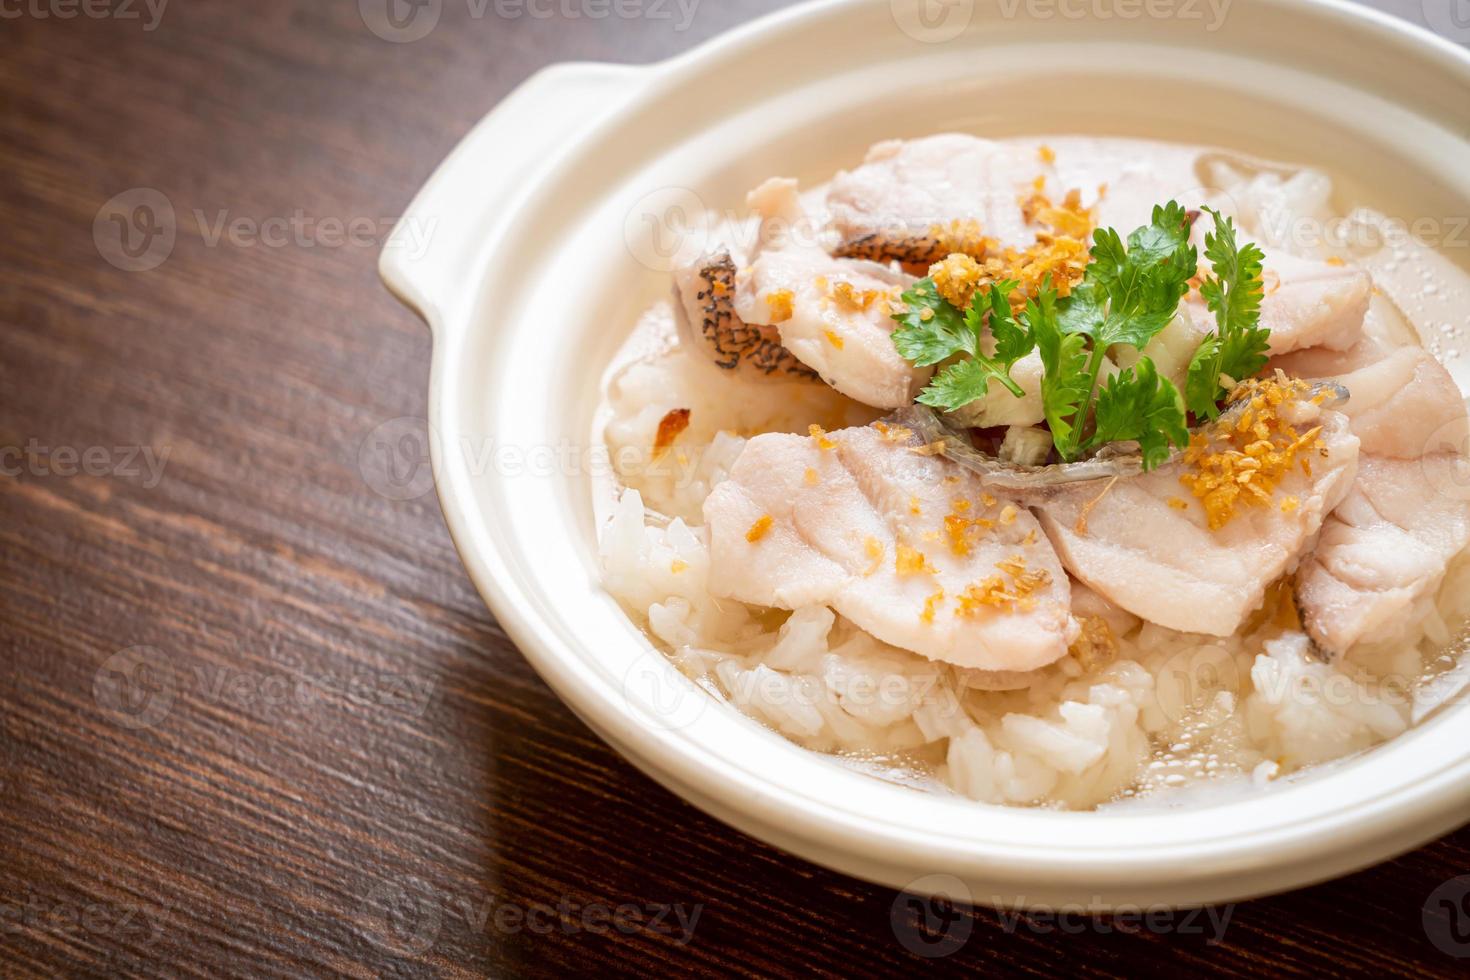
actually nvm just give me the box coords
[1088,357,1189,470]
[1184,332,1223,420]
[1074,201,1197,351]
[891,278,974,367]
[1184,207,1271,418]
[901,279,1031,409]
[886,199,1272,473]
[1027,284,1092,461]
[1056,279,1106,337]
[917,358,1007,411]
[974,280,1035,368]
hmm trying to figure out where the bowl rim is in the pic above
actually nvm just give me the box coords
[390,0,1470,903]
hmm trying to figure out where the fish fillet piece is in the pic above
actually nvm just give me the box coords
[1296,454,1470,656]
[1071,580,1141,643]
[703,424,1078,671]
[945,579,1136,692]
[1272,340,1467,458]
[672,250,818,381]
[1186,252,1370,356]
[1032,404,1360,636]
[825,134,1200,263]
[733,178,928,409]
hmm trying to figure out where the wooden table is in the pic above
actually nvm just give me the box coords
[3,1,1467,975]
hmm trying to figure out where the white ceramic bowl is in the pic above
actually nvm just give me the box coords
[380,0,1470,909]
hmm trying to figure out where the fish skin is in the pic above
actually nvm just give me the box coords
[734,178,929,409]
[825,134,1196,260]
[671,249,818,381]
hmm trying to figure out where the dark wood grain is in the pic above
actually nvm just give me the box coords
[2,1,1468,976]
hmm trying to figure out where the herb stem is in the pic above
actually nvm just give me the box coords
[1072,341,1111,456]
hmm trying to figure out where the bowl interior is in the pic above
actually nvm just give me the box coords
[430,0,1470,902]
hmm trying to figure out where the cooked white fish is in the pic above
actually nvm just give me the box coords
[1296,453,1470,656]
[672,250,818,381]
[1031,399,1360,635]
[1280,333,1470,655]
[703,423,1078,671]
[1184,252,1370,356]
[1273,339,1467,457]
[732,178,928,409]
[946,578,1136,692]
[828,135,1369,358]
[1071,579,1141,642]
[825,134,1200,264]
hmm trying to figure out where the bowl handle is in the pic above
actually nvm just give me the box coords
[378,62,650,332]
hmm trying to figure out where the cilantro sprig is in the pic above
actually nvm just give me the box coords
[1024,275,1189,466]
[890,200,1270,471]
[1027,286,1091,455]
[1185,208,1271,419]
[1090,357,1189,470]
[893,278,1032,408]
[1045,202,1195,461]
